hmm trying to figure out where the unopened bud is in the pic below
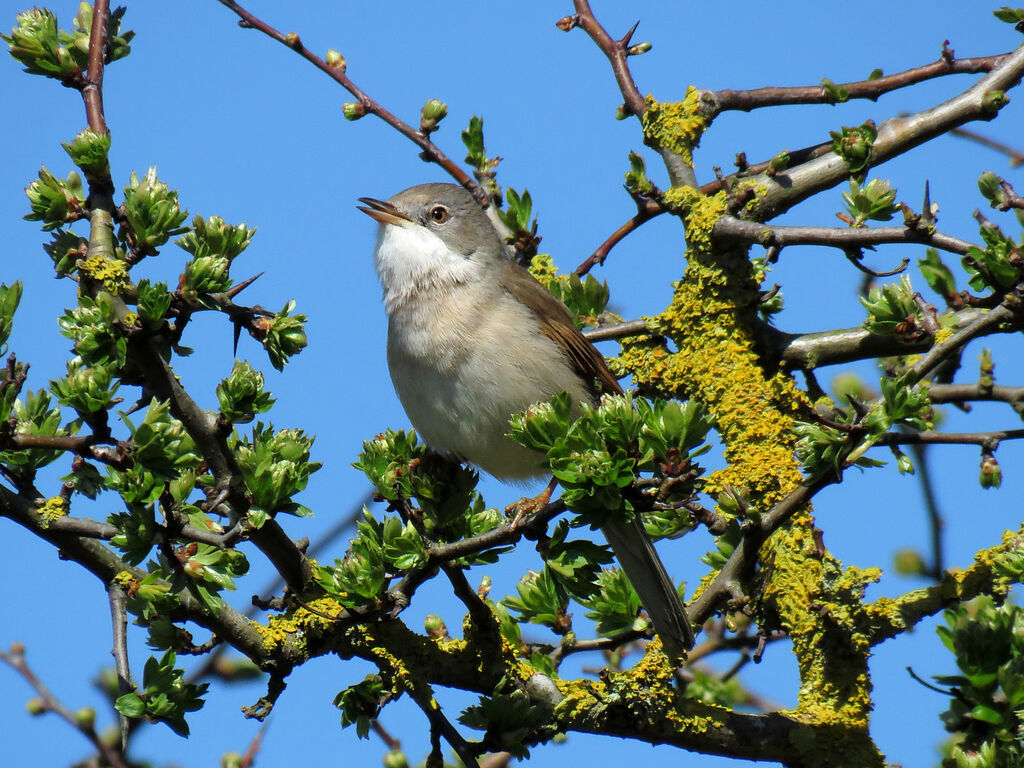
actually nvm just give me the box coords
[477,574,492,598]
[627,41,652,56]
[26,697,46,715]
[75,706,96,729]
[342,101,366,121]
[980,452,1002,488]
[420,99,448,132]
[555,15,578,31]
[383,748,409,768]
[423,614,447,638]
[284,32,301,50]
[614,104,629,121]
[325,49,346,71]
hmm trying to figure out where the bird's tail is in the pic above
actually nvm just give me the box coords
[601,515,695,661]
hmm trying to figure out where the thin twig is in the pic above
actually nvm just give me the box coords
[713,216,975,257]
[706,52,1007,113]
[0,644,131,768]
[107,582,132,754]
[214,0,484,203]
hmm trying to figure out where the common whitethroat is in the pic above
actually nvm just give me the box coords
[358,182,695,657]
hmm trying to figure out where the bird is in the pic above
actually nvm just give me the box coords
[358,182,694,658]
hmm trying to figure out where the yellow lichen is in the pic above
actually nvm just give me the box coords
[79,255,130,294]
[641,87,708,165]
[528,253,560,285]
[36,496,67,528]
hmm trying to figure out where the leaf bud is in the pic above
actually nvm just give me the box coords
[75,706,96,729]
[626,41,652,56]
[980,451,1002,489]
[26,697,47,715]
[325,48,346,71]
[419,98,448,133]
[342,101,366,121]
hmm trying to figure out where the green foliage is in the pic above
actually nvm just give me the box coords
[108,505,160,565]
[43,229,86,275]
[829,120,877,173]
[50,358,118,415]
[935,598,1024,768]
[115,650,207,737]
[58,293,127,367]
[135,279,172,331]
[175,542,250,612]
[510,393,710,531]
[0,281,23,352]
[994,7,1024,24]
[581,568,645,637]
[841,177,899,227]
[62,128,111,178]
[231,422,320,525]
[496,187,536,236]
[461,115,490,174]
[820,77,850,103]
[24,167,85,230]
[701,516,742,569]
[459,687,551,759]
[259,300,308,370]
[624,151,654,195]
[543,519,613,601]
[316,510,387,605]
[3,5,131,79]
[795,375,930,480]
[122,399,201,479]
[176,214,255,262]
[122,167,188,252]
[182,255,231,297]
[0,389,72,475]
[504,568,564,629]
[978,170,1010,209]
[335,674,386,739]
[542,270,610,328]
[860,274,921,335]
[962,219,1021,293]
[919,249,959,301]
[353,429,507,558]
[216,361,276,424]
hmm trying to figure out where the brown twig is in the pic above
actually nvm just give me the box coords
[951,125,1024,167]
[687,475,836,627]
[214,0,484,203]
[875,427,1024,447]
[713,216,975,257]
[107,582,132,754]
[0,643,131,768]
[705,53,1007,113]
[569,1,645,118]
[82,0,109,133]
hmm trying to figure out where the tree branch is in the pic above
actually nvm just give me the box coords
[214,0,485,203]
[703,51,1007,113]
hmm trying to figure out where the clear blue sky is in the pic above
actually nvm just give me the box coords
[2,2,1022,766]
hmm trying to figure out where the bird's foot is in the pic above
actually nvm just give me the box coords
[506,477,558,529]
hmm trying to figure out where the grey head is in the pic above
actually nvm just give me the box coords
[357,182,506,263]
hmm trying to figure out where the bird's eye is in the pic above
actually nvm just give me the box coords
[429,205,449,223]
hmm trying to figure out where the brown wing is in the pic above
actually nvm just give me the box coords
[499,260,622,399]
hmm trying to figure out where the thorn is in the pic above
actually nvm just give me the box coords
[232,322,242,356]
[227,272,264,300]
[619,20,640,47]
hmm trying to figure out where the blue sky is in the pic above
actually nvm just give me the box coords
[2,2,1023,766]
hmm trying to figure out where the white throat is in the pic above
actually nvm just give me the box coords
[373,222,478,315]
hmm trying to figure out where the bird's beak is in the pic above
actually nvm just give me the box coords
[357,197,415,227]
